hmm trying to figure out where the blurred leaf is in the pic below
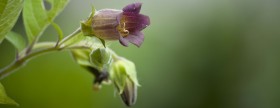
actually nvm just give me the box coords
[5,31,26,52]
[0,82,18,106]
[23,0,69,44]
[0,0,23,44]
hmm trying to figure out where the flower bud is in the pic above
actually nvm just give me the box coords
[109,57,139,106]
[90,48,112,69]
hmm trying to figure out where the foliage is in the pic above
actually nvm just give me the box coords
[0,0,23,44]
[23,0,69,44]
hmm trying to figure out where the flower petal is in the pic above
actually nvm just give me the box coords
[125,32,144,47]
[119,37,129,47]
[138,14,150,31]
[123,2,142,14]
[121,13,150,32]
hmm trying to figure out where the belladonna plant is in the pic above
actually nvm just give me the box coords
[0,1,150,107]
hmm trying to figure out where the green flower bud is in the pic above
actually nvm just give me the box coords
[90,48,112,69]
[109,57,140,106]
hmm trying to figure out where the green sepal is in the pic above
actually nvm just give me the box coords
[81,22,95,36]
[80,6,96,36]
[98,38,106,48]
[111,62,127,93]
[109,58,140,94]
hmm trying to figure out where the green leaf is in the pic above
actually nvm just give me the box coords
[0,0,23,44]
[0,82,19,106]
[23,0,69,44]
[6,31,26,52]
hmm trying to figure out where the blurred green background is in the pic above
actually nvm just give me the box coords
[1,0,280,108]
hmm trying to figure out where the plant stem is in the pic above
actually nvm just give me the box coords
[0,47,58,79]
[0,45,90,80]
[0,27,84,80]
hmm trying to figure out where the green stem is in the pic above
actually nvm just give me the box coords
[0,27,84,80]
[0,45,90,80]
[0,47,58,79]
[0,61,22,80]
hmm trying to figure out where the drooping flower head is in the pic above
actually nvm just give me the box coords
[91,3,150,47]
